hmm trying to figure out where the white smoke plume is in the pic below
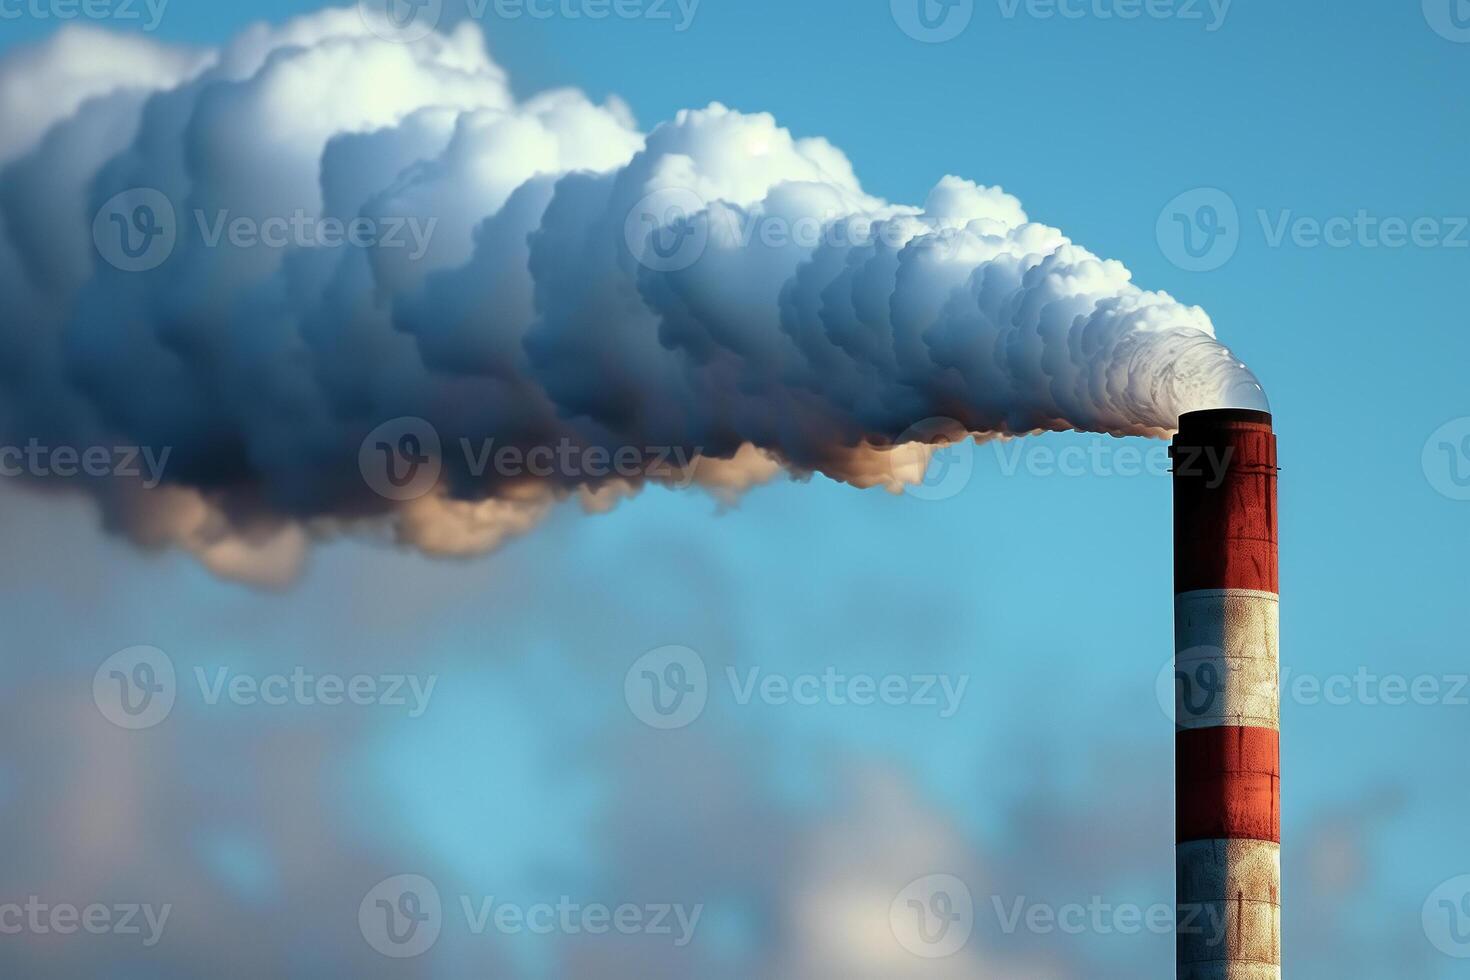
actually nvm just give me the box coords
[0,10,1266,584]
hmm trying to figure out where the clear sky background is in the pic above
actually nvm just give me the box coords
[0,1,1467,977]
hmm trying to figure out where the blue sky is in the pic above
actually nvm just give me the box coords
[0,1,1467,977]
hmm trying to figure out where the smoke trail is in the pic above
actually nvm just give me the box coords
[0,11,1266,584]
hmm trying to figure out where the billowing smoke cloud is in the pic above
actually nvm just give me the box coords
[0,9,1266,584]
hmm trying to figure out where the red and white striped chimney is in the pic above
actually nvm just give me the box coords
[1171,408,1281,980]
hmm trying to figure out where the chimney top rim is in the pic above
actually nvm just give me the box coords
[1177,408,1274,430]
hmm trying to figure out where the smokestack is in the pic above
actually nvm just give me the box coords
[1171,408,1280,980]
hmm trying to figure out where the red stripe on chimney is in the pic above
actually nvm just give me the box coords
[1176,725,1281,844]
[1173,413,1278,594]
